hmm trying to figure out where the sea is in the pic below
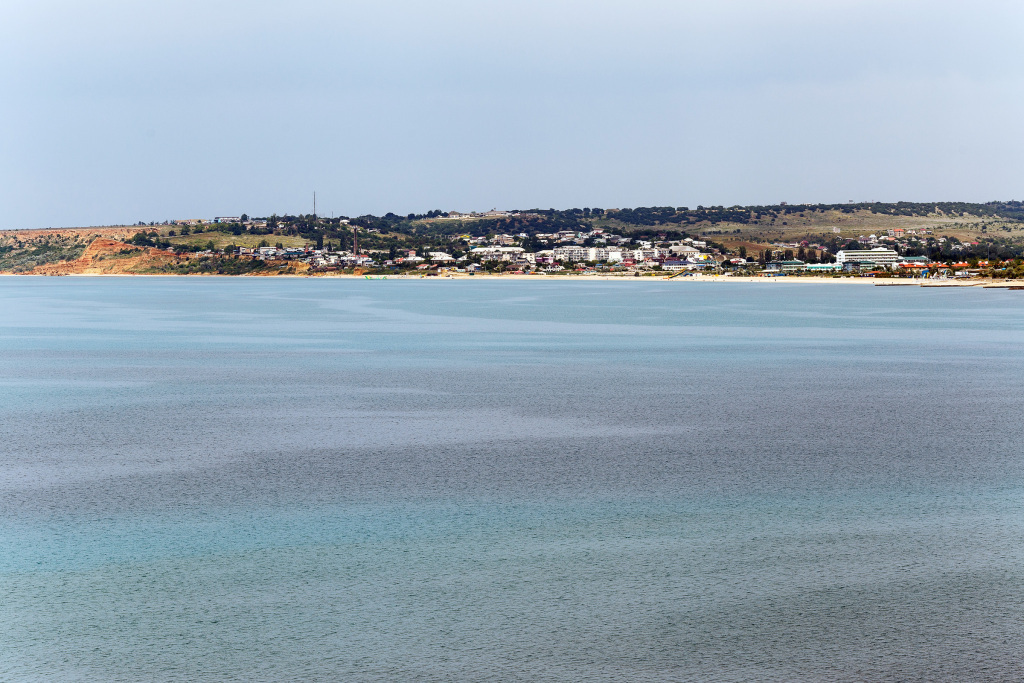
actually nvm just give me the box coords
[2,277,1024,681]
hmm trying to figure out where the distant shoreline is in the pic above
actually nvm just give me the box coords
[4,272,1020,287]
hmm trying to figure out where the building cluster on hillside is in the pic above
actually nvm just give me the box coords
[213,231,728,273]
[171,217,271,229]
[752,228,986,274]
[179,227,975,275]
[161,212,1002,275]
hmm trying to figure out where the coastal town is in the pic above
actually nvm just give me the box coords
[157,210,1024,279]
[3,202,1024,279]
[194,226,960,276]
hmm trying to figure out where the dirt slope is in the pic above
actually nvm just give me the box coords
[32,238,179,275]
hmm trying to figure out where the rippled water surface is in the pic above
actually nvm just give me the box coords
[2,277,1024,681]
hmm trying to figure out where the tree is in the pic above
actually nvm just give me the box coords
[739,246,747,258]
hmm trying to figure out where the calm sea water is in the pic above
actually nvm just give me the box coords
[2,277,1024,681]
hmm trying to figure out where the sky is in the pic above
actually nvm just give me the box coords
[1,0,1022,228]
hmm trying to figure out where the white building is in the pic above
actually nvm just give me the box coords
[470,246,524,262]
[553,245,588,262]
[835,247,899,268]
[634,248,666,261]
[670,245,702,258]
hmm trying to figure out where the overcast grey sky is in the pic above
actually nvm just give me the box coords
[1,0,1021,228]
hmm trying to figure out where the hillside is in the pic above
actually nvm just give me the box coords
[3,201,1024,275]
[29,238,179,275]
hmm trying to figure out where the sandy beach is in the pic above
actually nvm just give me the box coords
[6,272,1022,288]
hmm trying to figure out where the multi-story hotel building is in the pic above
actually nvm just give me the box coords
[835,248,900,268]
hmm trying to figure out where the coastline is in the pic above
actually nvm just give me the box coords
[3,271,1019,286]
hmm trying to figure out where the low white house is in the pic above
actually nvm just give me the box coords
[670,245,702,258]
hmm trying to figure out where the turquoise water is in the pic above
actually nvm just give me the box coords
[2,278,1024,680]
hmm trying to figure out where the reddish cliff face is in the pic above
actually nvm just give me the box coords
[32,238,179,275]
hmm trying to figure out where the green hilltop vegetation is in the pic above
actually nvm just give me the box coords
[151,199,1024,240]
[0,233,89,273]
[154,199,1024,260]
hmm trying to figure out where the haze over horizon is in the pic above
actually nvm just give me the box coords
[2,0,1022,229]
